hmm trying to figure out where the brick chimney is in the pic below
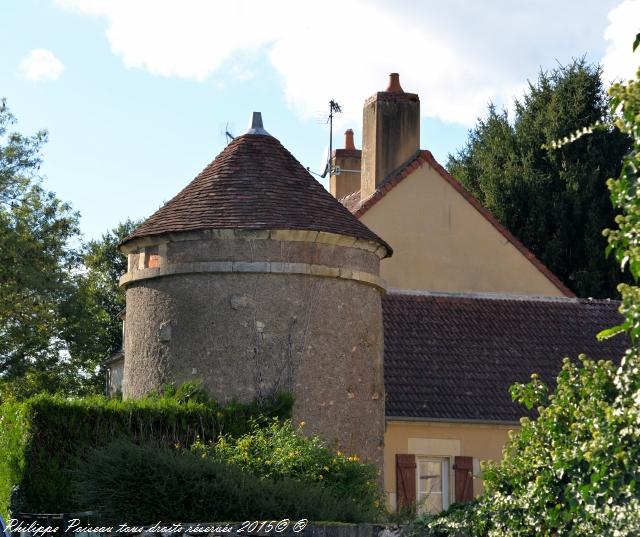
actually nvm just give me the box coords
[330,129,362,200]
[360,73,420,199]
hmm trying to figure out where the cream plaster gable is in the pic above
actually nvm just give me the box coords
[360,162,568,296]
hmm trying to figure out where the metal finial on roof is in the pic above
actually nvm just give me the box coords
[246,111,270,136]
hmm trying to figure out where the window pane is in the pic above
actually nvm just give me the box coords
[419,491,443,514]
[419,461,442,493]
[417,458,449,515]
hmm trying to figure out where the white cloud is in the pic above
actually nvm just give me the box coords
[19,49,65,81]
[56,0,621,126]
[602,0,640,83]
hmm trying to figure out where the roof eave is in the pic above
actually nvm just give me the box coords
[385,415,522,426]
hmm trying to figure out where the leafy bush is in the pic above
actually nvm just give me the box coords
[74,439,374,523]
[413,43,640,535]
[480,356,636,536]
[0,389,292,517]
[192,418,382,520]
[409,501,481,537]
[410,355,638,537]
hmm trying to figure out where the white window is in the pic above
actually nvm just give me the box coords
[416,457,450,514]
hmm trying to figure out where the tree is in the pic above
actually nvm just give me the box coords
[420,38,640,537]
[481,45,640,537]
[448,59,631,298]
[0,101,136,400]
[59,219,139,391]
[0,99,82,399]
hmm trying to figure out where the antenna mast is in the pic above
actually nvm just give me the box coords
[225,123,235,145]
[325,99,342,177]
[308,99,342,178]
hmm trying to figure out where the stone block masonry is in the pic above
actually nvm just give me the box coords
[120,231,386,470]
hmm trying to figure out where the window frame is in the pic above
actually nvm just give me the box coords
[415,455,452,514]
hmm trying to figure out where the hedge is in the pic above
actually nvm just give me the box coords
[0,391,292,517]
[73,439,374,523]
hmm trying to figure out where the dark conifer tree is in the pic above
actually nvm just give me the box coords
[448,59,631,298]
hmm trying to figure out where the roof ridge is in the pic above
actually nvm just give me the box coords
[353,150,425,217]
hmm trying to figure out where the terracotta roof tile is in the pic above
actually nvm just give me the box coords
[122,134,391,256]
[383,292,626,422]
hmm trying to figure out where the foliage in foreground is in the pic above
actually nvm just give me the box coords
[74,439,373,524]
[0,388,292,518]
[411,38,640,537]
[192,418,382,520]
[409,501,481,537]
[481,356,635,536]
[413,355,638,537]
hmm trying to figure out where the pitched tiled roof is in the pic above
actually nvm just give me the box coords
[121,134,391,256]
[102,349,124,367]
[340,150,574,297]
[383,291,627,423]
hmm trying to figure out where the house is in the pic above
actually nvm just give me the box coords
[328,73,625,511]
[105,75,627,514]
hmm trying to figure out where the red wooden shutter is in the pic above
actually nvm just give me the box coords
[454,456,474,503]
[396,454,416,509]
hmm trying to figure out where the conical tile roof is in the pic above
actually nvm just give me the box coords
[121,131,391,256]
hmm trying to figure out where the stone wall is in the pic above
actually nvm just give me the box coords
[120,231,386,468]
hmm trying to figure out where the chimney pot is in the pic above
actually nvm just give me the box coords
[386,73,404,93]
[344,129,356,150]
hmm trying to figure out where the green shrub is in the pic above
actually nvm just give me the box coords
[74,439,373,523]
[0,400,29,520]
[0,389,292,517]
[412,41,640,536]
[192,418,383,520]
[410,357,640,536]
[408,501,483,537]
[478,356,639,536]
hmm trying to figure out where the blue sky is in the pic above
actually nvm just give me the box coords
[2,0,639,240]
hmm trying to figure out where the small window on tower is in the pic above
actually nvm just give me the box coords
[144,246,160,268]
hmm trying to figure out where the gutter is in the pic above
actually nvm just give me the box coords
[385,415,521,427]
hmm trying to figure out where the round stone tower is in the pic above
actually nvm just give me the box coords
[118,113,392,466]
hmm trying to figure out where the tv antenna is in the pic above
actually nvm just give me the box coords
[307,99,342,178]
[221,122,235,145]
